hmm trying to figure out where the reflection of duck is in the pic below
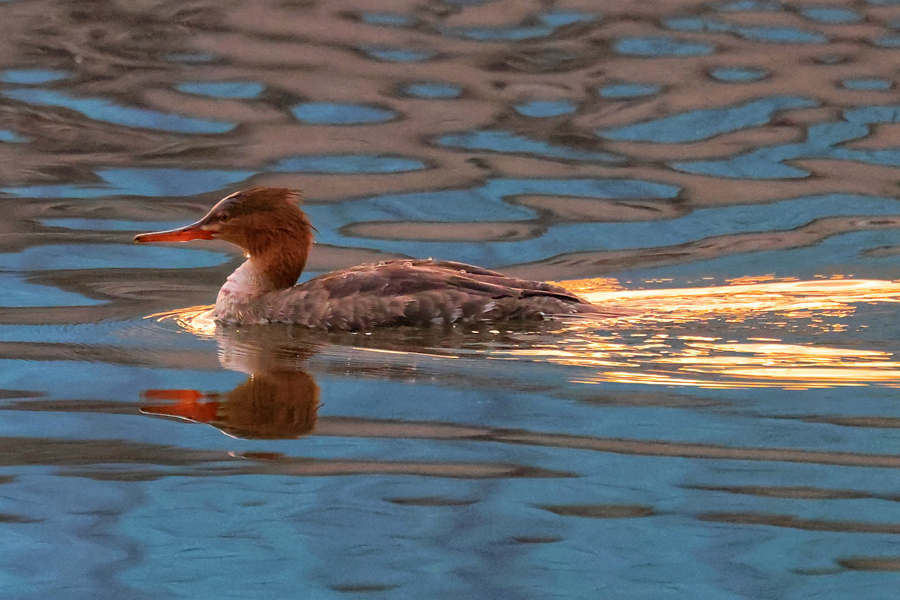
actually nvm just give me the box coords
[141,327,321,439]
[141,370,319,439]
[135,186,618,329]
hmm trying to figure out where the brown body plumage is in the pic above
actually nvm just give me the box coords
[135,187,615,330]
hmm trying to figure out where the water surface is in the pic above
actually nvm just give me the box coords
[1,0,900,598]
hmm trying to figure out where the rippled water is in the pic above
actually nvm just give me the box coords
[3,0,900,598]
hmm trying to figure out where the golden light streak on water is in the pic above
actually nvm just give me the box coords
[150,277,900,389]
[538,276,900,389]
[149,305,217,338]
[574,277,900,321]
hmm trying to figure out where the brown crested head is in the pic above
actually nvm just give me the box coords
[135,187,315,289]
[195,187,312,252]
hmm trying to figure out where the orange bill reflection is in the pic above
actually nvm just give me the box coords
[141,368,320,439]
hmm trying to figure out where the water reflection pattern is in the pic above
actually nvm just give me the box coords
[0,6,896,255]
[3,0,900,597]
[1,1,900,287]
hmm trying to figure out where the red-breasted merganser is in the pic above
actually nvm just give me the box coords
[135,187,614,329]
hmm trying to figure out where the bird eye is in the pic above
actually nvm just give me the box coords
[219,212,231,223]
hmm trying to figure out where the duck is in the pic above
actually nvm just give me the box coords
[134,186,617,329]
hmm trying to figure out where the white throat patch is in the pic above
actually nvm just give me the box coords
[214,260,271,323]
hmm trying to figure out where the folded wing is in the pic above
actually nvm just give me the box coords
[263,259,613,329]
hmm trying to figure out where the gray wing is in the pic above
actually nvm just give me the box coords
[263,259,606,329]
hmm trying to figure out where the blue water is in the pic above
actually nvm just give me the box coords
[0,130,27,143]
[614,36,715,57]
[4,168,255,197]
[1,1,900,599]
[270,154,426,174]
[440,10,596,41]
[514,100,578,118]
[709,67,768,82]
[599,96,816,143]
[0,244,229,271]
[598,83,662,98]
[842,78,893,91]
[402,82,462,99]
[675,106,900,178]
[308,192,900,268]
[361,47,436,62]
[359,12,417,27]
[801,6,863,23]
[665,16,829,43]
[3,89,234,133]
[438,131,623,162]
[292,102,397,124]
[0,69,69,84]
[176,81,265,99]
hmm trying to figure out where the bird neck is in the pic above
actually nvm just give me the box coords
[214,213,314,323]
[244,220,314,291]
[215,234,311,314]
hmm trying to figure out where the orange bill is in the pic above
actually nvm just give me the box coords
[134,221,213,243]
